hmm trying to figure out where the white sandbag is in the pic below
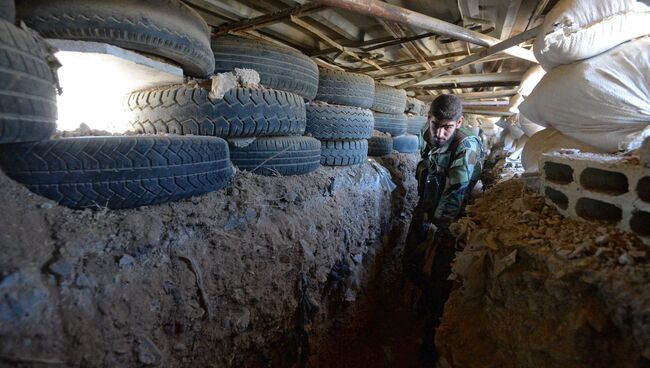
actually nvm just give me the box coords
[520,37,650,152]
[508,93,524,113]
[522,127,605,172]
[534,0,650,70]
[508,136,528,162]
[518,115,545,137]
[518,65,546,97]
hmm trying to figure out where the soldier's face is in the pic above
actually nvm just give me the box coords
[429,115,463,146]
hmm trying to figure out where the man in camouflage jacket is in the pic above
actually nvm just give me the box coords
[406,94,482,364]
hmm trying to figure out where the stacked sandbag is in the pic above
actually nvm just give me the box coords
[370,82,412,155]
[522,128,605,172]
[306,69,374,166]
[126,37,321,176]
[521,0,650,153]
[1,1,234,209]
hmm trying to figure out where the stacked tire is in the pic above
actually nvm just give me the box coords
[400,96,429,153]
[126,35,321,176]
[369,83,408,156]
[1,0,235,209]
[306,69,374,166]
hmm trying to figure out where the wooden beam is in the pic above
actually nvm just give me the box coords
[289,15,383,71]
[352,50,469,73]
[396,26,540,88]
[408,81,521,91]
[462,100,510,106]
[375,54,509,79]
[397,72,523,86]
[317,0,537,62]
[379,20,432,71]
[212,2,326,36]
[462,106,513,116]
[363,32,436,52]
[415,89,518,101]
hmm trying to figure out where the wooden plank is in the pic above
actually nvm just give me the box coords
[318,0,536,62]
[408,80,521,91]
[397,72,523,86]
[414,89,518,101]
[396,26,540,88]
[213,2,326,36]
[290,15,383,71]
[352,50,469,73]
[375,54,509,79]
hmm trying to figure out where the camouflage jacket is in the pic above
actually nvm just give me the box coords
[417,126,482,227]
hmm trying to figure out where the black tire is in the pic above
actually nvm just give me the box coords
[17,0,214,77]
[320,139,368,166]
[306,103,373,140]
[0,0,15,22]
[0,19,57,144]
[212,36,319,101]
[229,136,321,176]
[420,102,430,116]
[126,86,306,138]
[393,134,419,153]
[373,112,407,136]
[406,116,427,135]
[368,134,393,157]
[315,69,374,108]
[0,136,233,209]
[372,83,407,114]
[405,97,425,115]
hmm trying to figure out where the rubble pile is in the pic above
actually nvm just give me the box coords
[437,179,650,368]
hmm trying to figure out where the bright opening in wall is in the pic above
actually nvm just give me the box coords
[50,40,184,133]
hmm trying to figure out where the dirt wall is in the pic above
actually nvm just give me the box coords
[0,154,418,367]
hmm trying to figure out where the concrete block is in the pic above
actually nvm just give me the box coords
[540,150,650,246]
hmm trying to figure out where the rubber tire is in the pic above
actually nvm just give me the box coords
[320,139,368,166]
[212,36,318,101]
[17,0,214,77]
[306,103,373,140]
[368,134,393,157]
[373,112,407,136]
[127,86,306,138]
[392,134,419,153]
[406,116,427,135]
[315,69,374,108]
[405,97,425,115]
[229,136,321,176]
[0,19,57,144]
[372,83,407,114]
[0,0,15,22]
[0,136,233,209]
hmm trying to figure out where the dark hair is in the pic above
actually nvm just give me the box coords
[430,94,463,121]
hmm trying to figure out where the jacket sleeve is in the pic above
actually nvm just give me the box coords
[433,137,480,226]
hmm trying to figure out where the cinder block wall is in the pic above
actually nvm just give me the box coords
[540,146,650,246]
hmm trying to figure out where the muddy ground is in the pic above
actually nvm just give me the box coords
[0,153,419,368]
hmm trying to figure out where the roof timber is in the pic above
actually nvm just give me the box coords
[212,2,326,36]
[397,26,540,88]
[317,0,537,62]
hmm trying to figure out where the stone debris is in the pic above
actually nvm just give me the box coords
[437,178,650,368]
